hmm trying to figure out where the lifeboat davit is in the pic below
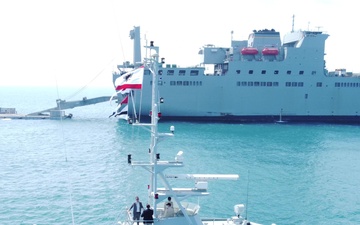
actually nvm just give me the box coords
[262,48,279,55]
[241,47,258,55]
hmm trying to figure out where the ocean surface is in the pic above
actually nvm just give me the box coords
[1,86,360,225]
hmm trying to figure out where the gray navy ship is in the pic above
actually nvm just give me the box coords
[112,25,360,123]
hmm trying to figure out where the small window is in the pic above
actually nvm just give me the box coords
[311,71,316,75]
[183,81,189,86]
[158,70,163,75]
[287,70,291,75]
[298,82,304,87]
[285,82,291,87]
[335,82,340,87]
[177,81,182,86]
[190,70,199,76]
[260,82,266,86]
[236,70,241,74]
[316,82,322,87]
[299,71,304,75]
[261,70,266,74]
[170,81,176,86]
[241,81,247,86]
[267,82,272,86]
[254,82,260,86]
[273,82,279,86]
[179,70,186,76]
[167,70,174,75]
[236,81,241,86]
[248,82,254,86]
[305,94,308,99]
[274,70,279,75]
[249,70,254,74]
[292,82,297,87]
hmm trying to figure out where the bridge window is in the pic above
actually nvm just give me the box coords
[167,70,174,75]
[190,70,199,76]
[179,70,186,76]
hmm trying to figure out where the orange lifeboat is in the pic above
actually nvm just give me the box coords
[241,47,258,55]
[262,48,279,55]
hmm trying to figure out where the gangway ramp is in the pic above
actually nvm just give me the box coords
[27,96,117,117]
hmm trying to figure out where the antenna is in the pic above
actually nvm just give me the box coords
[245,170,249,220]
[291,14,295,32]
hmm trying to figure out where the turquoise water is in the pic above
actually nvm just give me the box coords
[1,86,360,224]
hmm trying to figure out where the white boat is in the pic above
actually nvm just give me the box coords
[117,44,274,225]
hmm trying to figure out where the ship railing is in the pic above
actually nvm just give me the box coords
[156,201,200,218]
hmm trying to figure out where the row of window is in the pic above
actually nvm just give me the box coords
[151,80,360,88]
[335,82,360,87]
[145,69,200,76]
[144,69,317,76]
[236,70,316,75]
[169,81,203,86]
[151,81,203,86]
[236,81,305,87]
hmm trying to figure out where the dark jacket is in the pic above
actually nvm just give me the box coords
[141,208,154,224]
[130,202,144,215]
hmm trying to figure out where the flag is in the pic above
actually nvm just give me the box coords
[116,105,129,120]
[120,95,129,104]
[109,95,129,118]
[115,66,144,94]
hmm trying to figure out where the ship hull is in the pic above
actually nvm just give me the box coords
[120,69,360,124]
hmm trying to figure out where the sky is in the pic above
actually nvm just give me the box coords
[0,0,358,88]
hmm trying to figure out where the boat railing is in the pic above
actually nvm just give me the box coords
[201,216,246,225]
[117,209,134,225]
[156,201,200,218]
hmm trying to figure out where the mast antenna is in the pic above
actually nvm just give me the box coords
[291,14,295,32]
[245,170,250,220]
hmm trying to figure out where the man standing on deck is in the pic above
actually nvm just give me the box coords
[141,204,154,224]
[129,196,144,225]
